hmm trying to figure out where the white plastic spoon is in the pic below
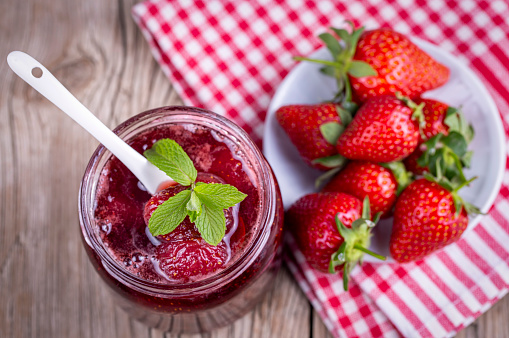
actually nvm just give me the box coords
[7,51,172,195]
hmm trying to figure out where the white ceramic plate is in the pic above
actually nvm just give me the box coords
[263,38,506,262]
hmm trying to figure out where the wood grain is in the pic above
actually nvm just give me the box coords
[0,0,507,337]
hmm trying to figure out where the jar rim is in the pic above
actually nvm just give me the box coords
[79,106,277,296]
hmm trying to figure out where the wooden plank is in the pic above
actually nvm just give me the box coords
[313,311,334,338]
[455,324,478,338]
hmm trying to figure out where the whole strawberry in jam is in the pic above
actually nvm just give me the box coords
[335,95,423,162]
[276,103,351,170]
[155,238,229,282]
[390,178,478,262]
[287,193,384,290]
[143,173,246,281]
[322,161,411,218]
[350,29,449,102]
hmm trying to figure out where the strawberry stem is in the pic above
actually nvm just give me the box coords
[343,75,353,103]
[353,243,386,261]
[294,23,369,104]
[453,176,478,193]
[293,56,339,67]
[342,263,350,291]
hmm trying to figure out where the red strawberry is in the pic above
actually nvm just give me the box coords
[322,161,411,218]
[402,148,427,175]
[276,103,351,170]
[390,178,478,262]
[335,95,422,162]
[144,173,242,279]
[155,238,228,282]
[350,29,450,102]
[287,193,384,290]
[414,98,450,142]
[294,25,449,104]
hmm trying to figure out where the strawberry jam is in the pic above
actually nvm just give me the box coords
[94,125,259,283]
[79,107,283,333]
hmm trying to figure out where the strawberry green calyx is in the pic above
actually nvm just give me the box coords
[418,133,467,182]
[329,197,385,291]
[312,154,347,169]
[416,105,474,185]
[444,107,474,144]
[424,164,481,217]
[318,103,355,147]
[312,104,355,176]
[319,122,343,145]
[314,166,344,189]
[443,106,474,168]
[395,92,425,135]
[294,22,376,104]
[380,161,413,195]
[450,177,482,216]
[452,180,482,216]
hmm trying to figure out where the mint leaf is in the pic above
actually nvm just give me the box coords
[194,205,226,246]
[144,139,197,186]
[148,190,191,236]
[319,122,344,145]
[186,191,202,222]
[194,183,247,209]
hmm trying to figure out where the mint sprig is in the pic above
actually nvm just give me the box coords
[144,139,197,186]
[144,139,247,246]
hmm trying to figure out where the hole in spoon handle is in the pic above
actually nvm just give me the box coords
[31,67,43,78]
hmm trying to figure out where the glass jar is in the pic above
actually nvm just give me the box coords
[79,106,284,333]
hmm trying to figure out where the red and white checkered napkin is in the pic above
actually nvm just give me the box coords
[132,1,509,337]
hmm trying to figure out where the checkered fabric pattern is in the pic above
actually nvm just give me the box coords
[132,1,509,337]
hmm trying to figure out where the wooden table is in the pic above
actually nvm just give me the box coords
[1,1,508,337]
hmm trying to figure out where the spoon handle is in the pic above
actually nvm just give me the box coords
[7,51,170,195]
